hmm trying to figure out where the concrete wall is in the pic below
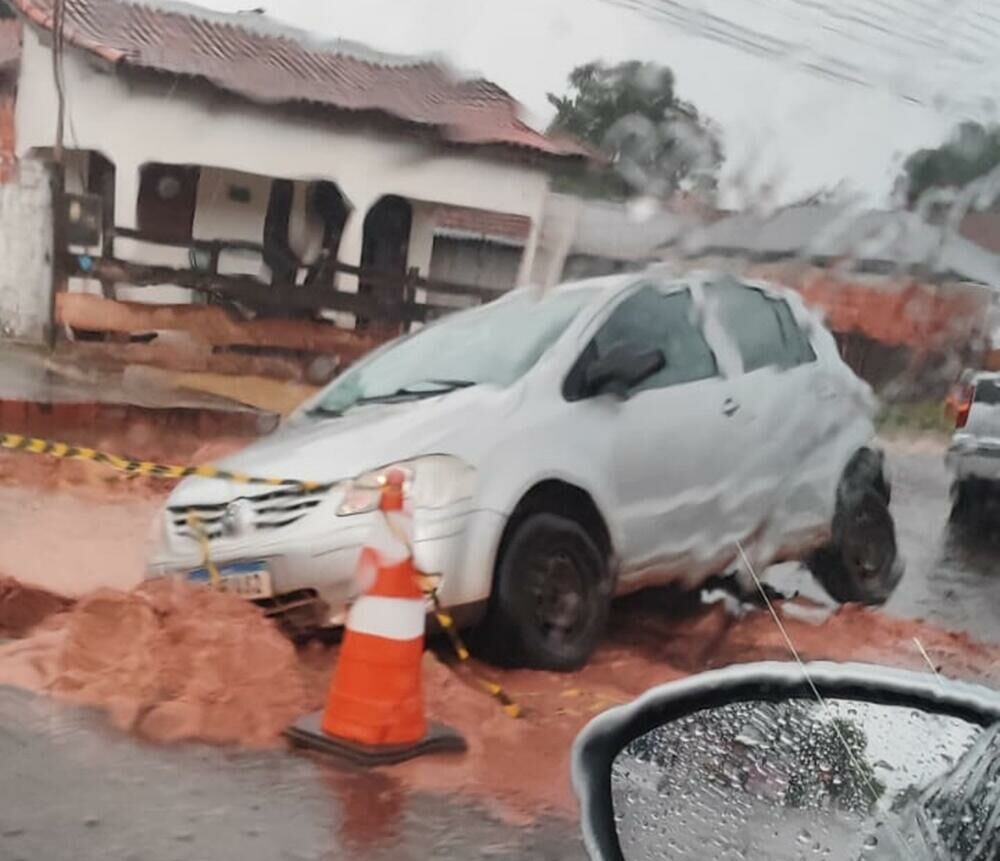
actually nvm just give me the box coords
[0,158,52,342]
[15,28,550,302]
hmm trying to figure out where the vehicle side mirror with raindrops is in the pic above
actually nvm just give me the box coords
[572,662,1000,861]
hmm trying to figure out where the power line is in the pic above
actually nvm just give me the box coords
[599,0,1000,115]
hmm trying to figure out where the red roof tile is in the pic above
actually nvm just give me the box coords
[433,204,531,241]
[10,0,588,159]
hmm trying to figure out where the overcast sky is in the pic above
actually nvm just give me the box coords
[196,0,999,206]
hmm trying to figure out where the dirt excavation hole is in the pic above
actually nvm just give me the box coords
[0,575,997,823]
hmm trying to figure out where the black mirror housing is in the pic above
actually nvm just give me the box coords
[584,346,665,399]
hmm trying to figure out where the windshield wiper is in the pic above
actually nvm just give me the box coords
[306,405,345,418]
[354,379,477,405]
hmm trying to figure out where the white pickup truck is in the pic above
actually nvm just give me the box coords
[945,370,1000,520]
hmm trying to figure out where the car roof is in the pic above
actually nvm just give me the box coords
[531,265,803,305]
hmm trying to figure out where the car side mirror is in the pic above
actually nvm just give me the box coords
[584,346,665,399]
[572,661,1000,861]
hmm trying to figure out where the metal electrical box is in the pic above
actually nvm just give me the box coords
[63,192,103,247]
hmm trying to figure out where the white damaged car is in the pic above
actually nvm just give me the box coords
[147,270,903,670]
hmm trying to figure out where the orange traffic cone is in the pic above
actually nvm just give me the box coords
[286,471,466,765]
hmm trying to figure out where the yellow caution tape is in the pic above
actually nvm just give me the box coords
[423,584,522,719]
[0,432,329,490]
[187,512,222,590]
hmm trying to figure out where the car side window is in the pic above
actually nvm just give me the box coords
[704,282,814,372]
[590,285,718,392]
[770,296,817,365]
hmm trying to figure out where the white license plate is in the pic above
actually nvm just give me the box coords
[186,562,273,599]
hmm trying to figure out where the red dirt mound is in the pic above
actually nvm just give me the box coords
[0,578,310,747]
[0,574,72,637]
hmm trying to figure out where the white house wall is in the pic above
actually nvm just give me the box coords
[15,28,550,304]
[0,158,52,342]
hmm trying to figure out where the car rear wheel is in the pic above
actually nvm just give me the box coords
[807,487,902,605]
[474,513,610,671]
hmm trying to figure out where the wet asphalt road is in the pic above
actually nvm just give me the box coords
[0,687,583,861]
[1,443,998,861]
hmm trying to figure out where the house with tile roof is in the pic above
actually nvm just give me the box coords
[1,0,589,320]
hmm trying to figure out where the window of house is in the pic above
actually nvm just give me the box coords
[227,185,252,204]
[136,163,200,244]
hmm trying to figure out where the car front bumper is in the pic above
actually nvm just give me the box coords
[146,499,505,624]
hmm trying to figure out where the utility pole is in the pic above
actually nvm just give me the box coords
[47,0,67,349]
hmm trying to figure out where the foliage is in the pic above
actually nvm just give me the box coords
[876,400,951,437]
[898,121,1000,208]
[0,2,12,20]
[546,60,722,200]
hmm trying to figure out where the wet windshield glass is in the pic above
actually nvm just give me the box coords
[2,0,1000,858]
[309,287,597,414]
[612,698,996,861]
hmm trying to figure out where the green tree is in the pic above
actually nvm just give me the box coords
[899,121,1000,208]
[546,60,722,200]
[0,2,13,19]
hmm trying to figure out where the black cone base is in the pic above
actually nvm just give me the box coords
[285,710,467,766]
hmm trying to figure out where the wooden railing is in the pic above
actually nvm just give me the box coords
[68,228,506,326]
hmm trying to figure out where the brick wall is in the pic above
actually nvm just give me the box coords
[0,93,14,184]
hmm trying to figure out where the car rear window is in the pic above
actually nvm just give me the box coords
[973,379,1000,405]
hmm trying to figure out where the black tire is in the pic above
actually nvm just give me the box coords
[950,479,985,525]
[474,513,610,671]
[807,487,903,605]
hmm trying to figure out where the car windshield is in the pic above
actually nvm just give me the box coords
[308,287,596,415]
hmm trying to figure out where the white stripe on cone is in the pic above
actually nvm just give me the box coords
[348,594,426,640]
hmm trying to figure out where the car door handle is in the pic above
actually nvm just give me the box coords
[722,398,740,417]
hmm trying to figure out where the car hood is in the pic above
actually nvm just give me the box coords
[167,385,514,505]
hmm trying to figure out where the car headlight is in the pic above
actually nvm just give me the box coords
[336,455,476,516]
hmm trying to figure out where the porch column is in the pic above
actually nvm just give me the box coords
[113,160,141,231]
[406,203,435,276]
[335,204,367,294]
[329,200,370,328]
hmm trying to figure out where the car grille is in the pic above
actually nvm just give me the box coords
[168,486,326,540]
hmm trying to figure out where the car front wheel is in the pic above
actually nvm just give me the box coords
[474,513,610,671]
